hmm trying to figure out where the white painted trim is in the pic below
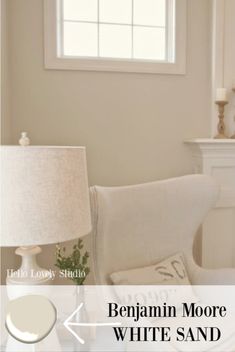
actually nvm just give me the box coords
[44,0,187,74]
[211,0,226,136]
[185,138,235,157]
[44,0,59,67]
[185,138,235,208]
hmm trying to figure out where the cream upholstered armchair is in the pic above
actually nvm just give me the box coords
[90,174,235,285]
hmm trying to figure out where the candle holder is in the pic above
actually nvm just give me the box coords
[214,100,229,139]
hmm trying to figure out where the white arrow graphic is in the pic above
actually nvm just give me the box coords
[64,302,121,344]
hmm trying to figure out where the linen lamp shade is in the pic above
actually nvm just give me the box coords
[0,146,91,247]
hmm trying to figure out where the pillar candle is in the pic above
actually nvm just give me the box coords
[216,88,228,102]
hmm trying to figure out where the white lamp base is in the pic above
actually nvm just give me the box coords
[7,246,53,285]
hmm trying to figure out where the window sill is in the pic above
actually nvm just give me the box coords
[44,56,186,74]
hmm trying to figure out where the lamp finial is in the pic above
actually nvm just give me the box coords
[19,132,30,146]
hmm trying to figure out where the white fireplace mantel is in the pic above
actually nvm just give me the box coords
[185,139,235,269]
[185,139,235,157]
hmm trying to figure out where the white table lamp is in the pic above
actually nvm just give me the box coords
[0,133,92,285]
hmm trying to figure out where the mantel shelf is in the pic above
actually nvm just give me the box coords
[185,138,235,144]
[185,138,235,157]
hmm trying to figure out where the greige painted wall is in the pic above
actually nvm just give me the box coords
[1,0,212,284]
[224,0,235,134]
[1,0,11,144]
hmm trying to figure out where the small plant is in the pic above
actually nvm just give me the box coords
[55,239,90,285]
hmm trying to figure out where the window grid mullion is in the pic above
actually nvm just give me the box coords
[63,19,166,30]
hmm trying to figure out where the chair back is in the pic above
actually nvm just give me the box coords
[90,175,219,284]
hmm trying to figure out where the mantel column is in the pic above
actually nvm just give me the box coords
[185,139,235,269]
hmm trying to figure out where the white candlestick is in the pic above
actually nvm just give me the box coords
[216,88,228,102]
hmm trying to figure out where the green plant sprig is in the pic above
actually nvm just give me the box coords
[55,239,90,285]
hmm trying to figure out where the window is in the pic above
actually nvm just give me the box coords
[62,0,169,61]
[44,0,186,74]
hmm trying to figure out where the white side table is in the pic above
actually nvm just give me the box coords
[185,139,235,269]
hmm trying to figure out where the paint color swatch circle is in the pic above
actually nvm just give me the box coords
[5,295,57,344]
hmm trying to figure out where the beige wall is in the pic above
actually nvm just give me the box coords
[1,0,212,283]
[1,0,11,144]
[224,0,235,134]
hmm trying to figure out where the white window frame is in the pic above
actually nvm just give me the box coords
[44,0,187,74]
